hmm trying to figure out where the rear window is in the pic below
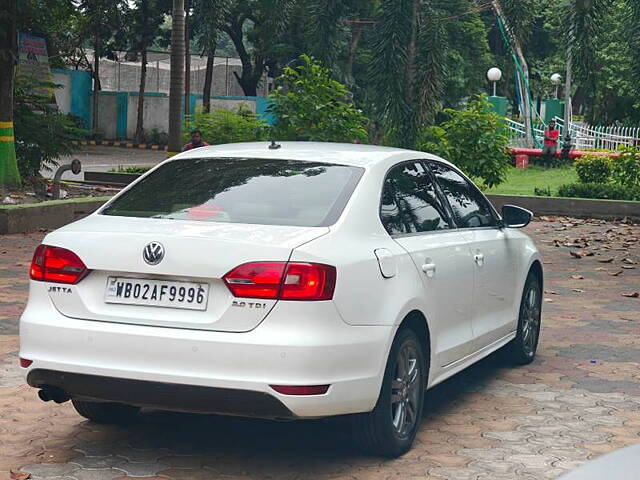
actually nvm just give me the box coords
[101,157,364,227]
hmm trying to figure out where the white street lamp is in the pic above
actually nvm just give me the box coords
[487,67,502,96]
[551,73,562,99]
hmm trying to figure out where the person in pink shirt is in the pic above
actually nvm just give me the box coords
[542,119,560,166]
[182,129,210,151]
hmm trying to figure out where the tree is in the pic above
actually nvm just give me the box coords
[417,96,511,188]
[268,55,368,143]
[0,0,21,188]
[168,0,186,154]
[126,0,170,143]
[192,0,229,112]
[77,0,125,133]
[222,0,294,96]
[369,0,447,148]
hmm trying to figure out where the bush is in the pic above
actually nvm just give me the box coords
[573,154,612,184]
[611,146,640,189]
[416,95,511,188]
[268,54,368,143]
[557,182,640,201]
[108,165,151,174]
[144,128,168,145]
[183,105,267,145]
[14,77,88,179]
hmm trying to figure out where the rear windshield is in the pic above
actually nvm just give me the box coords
[101,157,364,227]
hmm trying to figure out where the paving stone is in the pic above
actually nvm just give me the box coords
[3,218,640,479]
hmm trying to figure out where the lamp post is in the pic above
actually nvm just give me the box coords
[487,67,502,97]
[551,73,562,99]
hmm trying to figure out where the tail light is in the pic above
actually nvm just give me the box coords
[223,262,336,301]
[30,245,89,284]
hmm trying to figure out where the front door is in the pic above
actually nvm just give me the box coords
[380,161,476,367]
[429,161,518,349]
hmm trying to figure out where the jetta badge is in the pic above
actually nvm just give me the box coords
[143,242,164,265]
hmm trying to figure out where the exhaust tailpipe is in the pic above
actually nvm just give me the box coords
[38,387,69,404]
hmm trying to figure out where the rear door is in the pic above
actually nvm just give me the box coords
[428,161,519,349]
[380,161,476,367]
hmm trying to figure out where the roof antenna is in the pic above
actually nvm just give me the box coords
[269,140,281,150]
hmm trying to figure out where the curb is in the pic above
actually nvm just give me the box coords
[0,197,111,234]
[1,195,638,235]
[72,140,167,151]
[487,194,640,222]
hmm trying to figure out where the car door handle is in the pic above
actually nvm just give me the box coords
[474,253,485,266]
[421,262,436,277]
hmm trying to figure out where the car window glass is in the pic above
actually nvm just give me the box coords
[429,162,495,228]
[101,158,363,227]
[380,162,451,235]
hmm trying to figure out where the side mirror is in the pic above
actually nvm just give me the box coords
[501,205,533,228]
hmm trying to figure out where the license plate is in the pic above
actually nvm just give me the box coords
[105,277,209,310]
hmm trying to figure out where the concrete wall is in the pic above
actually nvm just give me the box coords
[126,93,170,138]
[53,71,71,113]
[94,94,119,139]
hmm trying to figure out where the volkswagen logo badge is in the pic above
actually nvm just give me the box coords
[143,242,164,265]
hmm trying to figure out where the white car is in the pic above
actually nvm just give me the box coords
[20,142,542,457]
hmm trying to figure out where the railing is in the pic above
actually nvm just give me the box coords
[505,117,640,151]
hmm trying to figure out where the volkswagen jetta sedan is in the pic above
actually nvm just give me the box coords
[20,142,542,457]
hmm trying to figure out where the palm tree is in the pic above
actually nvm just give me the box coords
[369,0,447,148]
[168,0,186,155]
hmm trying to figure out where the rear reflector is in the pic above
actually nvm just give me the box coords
[223,262,336,301]
[30,245,89,284]
[19,358,33,368]
[270,385,330,396]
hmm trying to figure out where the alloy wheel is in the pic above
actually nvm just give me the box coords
[390,342,421,437]
[521,285,541,356]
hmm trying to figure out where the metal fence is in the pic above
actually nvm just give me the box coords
[506,117,640,150]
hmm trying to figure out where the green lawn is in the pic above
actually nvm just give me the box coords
[484,166,577,196]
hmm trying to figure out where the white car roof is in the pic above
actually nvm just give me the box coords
[176,141,451,168]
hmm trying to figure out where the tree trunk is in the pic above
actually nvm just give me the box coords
[0,0,21,188]
[225,22,260,96]
[92,32,101,133]
[184,0,191,115]
[135,47,148,144]
[203,50,215,113]
[168,0,186,154]
[345,27,361,85]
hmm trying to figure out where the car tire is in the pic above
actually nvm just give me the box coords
[72,400,140,424]
[351,327,427,457]
[502,273,542,365]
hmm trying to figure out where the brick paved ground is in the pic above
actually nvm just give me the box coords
[1,217,639,479]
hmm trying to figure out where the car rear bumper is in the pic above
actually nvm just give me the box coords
[28,369,297,418]
[20,298,394,418]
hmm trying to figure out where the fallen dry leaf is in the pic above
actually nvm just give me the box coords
[544,298,554,303]
[544,289,558,295]
[572,289,585,293]
[10,471,31,480]
[622,258,637,265]
[598,258,614,263]
[621,292,640,298]
[609,270,624,276]
[570,251,582,259]
[595,267,607,271]
[570,274,584,280]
